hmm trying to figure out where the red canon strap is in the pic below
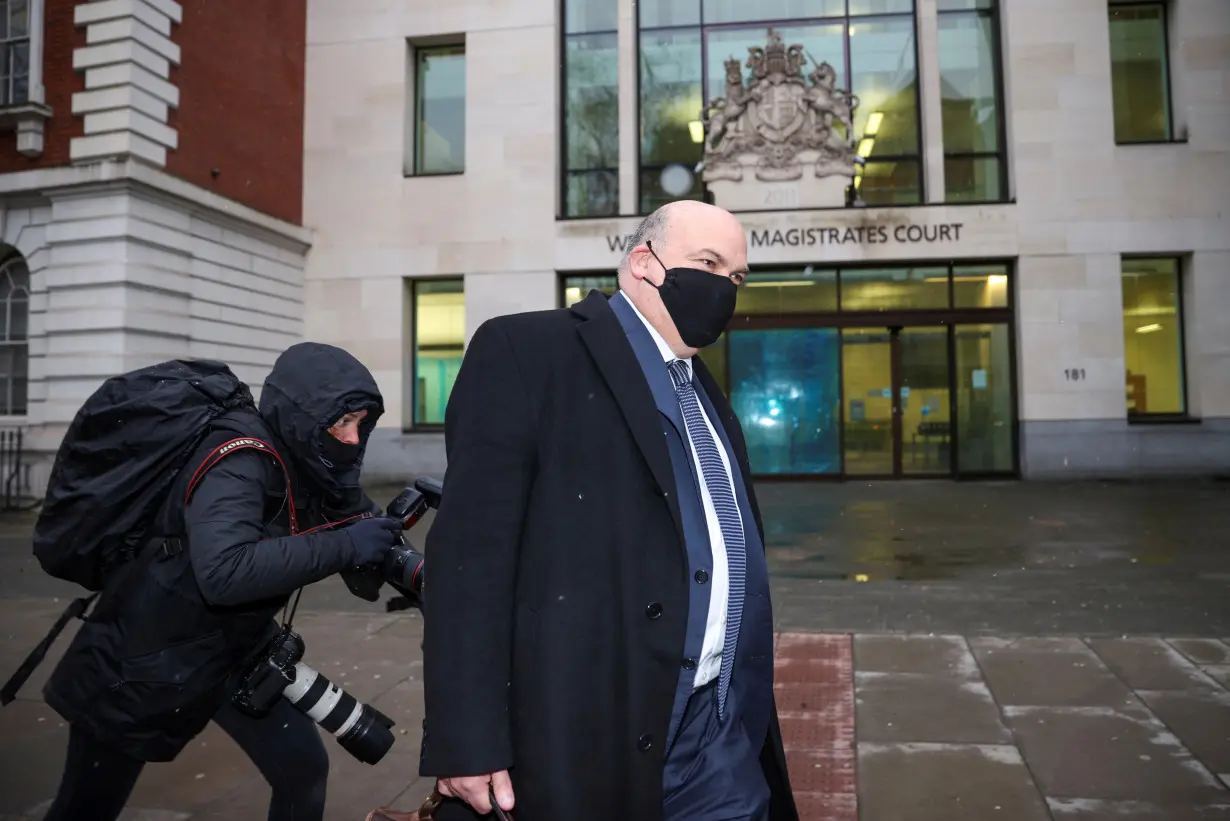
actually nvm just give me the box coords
[185,437,300,534]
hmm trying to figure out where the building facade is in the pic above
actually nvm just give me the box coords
[0,0,310,497]
[305,0,1230,482]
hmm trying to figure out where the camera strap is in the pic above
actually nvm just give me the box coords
[276,510,374,630]
[0,592,97,706]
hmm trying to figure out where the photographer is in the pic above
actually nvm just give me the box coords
[39,342,403,821]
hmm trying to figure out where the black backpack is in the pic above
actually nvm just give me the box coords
[3,359,296,707]
[33,358,280,591]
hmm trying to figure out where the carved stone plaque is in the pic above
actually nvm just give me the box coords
[699,28,860,211]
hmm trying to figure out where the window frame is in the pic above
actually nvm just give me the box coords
[634,2,927,215]
[1107,0,1178,146]
[559,5,622,219]
[937,1,1009,204]
[0,252,29,417]
[407,276,466,432]
[1120,254,1191,423]
[407,42,467,178]
[0,0,31,108]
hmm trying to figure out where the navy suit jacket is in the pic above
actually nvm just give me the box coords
[609,293,776,754]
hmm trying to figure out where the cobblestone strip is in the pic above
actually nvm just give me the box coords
[774,632,857,821]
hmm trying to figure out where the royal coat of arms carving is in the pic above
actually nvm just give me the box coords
[701,28,860,209]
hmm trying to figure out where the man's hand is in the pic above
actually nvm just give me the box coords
[437,771,514,815]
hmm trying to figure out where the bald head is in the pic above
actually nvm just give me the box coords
[618,200,746,277]
[618,200,749,357]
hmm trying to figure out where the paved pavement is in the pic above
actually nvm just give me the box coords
[0,480,1228,819]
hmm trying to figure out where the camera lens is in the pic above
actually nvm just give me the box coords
[338,704,396,764]
[282,662,396,765]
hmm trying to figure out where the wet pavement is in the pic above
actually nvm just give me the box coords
[0,480,1228,819]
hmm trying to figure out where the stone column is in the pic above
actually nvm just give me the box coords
[617,0,638,215]
[915,0,946,203]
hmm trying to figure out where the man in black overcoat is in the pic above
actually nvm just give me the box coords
[419,200,799,821]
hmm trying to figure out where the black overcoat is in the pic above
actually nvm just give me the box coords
[420,291,798,821]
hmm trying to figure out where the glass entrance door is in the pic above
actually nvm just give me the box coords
[841,328,895,475]
[841,325,952,477]
[900,327,952,475]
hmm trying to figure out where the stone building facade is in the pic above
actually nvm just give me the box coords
[0,0,310,496]
[304,0,1230,482]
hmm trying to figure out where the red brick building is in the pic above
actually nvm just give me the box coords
[0,0,310,495]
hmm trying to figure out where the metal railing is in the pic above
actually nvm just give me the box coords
[0,428,31,511]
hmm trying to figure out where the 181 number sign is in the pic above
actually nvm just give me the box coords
[1064,368,1087,381]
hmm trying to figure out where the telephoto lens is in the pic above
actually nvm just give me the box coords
[282,662,396,764]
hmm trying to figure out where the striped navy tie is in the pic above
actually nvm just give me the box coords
[667,359,745,719]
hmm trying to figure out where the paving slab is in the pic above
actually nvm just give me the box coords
[1088,638,1219,691]
[1047,797,1230,820]
[1136,688,1230,774]
[853,634,977,677]
[1004,704,1229,806]
[1169,639,1230,667]
[858,742,1052,821]
[855,671,1010,744]
[970,637,1136,707]
[0,701,69,816]
[1204,666,1230,689]
[23,804,189,821]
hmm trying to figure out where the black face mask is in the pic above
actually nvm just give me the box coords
[317,430,361,472]
[646,241,737,349]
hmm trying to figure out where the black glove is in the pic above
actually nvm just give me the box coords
[343,516,403,566]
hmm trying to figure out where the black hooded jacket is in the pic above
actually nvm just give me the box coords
[43,343,385,762]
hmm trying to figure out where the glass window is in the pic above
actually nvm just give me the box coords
[565,0,617,33]
[0,255,29,416]
[936,0,992,10]
[413,46,466,175]
[728,328,841,475]
[562,275,618,307]
[703,0,845,25]
[639,27,704,211]
[640,0,701,28]
[856,158,921,205]
[638,0,922,212]
[841,267,949,311]
[1121,257,1185,415]
[848,0,915,14]
[564,2,620,217]
[952,263,1009,308]
[938,3,1004,202]
[849,16,919,158]
[411,279,465,426]
[736,268,838,314]
[1109,3,1172,143]
[955,323,1013,472]
[0,0,31,106]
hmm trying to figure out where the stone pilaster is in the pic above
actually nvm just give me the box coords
[70,0,183,167]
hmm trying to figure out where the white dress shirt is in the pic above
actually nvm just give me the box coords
[621,292,743,689]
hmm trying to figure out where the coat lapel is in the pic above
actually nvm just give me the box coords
[574,291,686,547]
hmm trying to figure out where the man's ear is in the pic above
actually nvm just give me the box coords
[629,245,652,281]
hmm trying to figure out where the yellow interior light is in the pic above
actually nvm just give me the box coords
[857,138,875,158]
[865,111,884,136]
[689,120,705,144]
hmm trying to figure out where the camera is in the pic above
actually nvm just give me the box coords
[230,478,443,765]
[342,477,443,611]
[231,626,396,765]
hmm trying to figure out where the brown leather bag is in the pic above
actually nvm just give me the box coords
[366,785,513,821]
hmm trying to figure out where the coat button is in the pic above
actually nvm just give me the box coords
[645,602,663,620]
[637,733,653,752]
[681,658,697,670]
[694,569,709,584]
